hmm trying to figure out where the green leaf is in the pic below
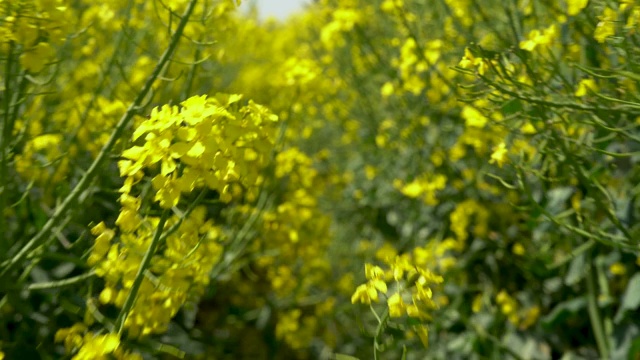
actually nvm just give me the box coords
[541,296,587,329]
[627,336,640,360]
[615,273,640,323]
[546,186,574,214]
[610,322,640,359]
[334,354,361,360]
[501,99,523,116]
[564,252,586,286]
[560,351,584,360]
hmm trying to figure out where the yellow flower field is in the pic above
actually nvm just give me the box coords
[1,0,640,358]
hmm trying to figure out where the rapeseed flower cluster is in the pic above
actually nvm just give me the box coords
[351,250,443,347]
[119,94,278,207]
[55,324,141,359]
[0,0,70,72]
[55,94,279,356]
[519,25,558,52]
[495,290,541,330]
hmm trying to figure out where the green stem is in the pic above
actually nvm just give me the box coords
[0,0,200,281]
[517,168,634,251]
[0,41,15,256]
[19,270,95,291]
[87,298,114,332]
[586,250,610,359]
[372,307,389,360]
[554,130,634,243]
[547,239,595,269]
[480,72,640,115]
[115,209,170,335]
[136,338,186,359]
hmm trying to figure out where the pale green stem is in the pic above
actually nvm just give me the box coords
[372,307,389,360]
[587,251,610,359]
[0,41,15,255]
[115,209,170,335]
[29,270,96,291]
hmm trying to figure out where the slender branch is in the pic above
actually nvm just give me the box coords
[586,250,610,359]
[115,209,170,335]
[0,41,15,255]
[18,270,96,291]
[373,307,389,360]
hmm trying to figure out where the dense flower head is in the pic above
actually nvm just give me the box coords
[54,327,141,360]
[72,92,279,351]
[351,248,443,347]
[119,94,279,207]
[519,25,558,52]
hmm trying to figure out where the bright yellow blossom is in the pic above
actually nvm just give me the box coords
[519,25,557,51]
[610,262,627,275]
[575,78,598,96]
[489,142,508,167]
[594,7,617,42]
[567,0,588,16]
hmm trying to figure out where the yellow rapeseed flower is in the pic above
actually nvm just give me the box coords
[519,25,557,52]
[567,0,589,16]
[489,142,508,167]
[462,106,488,128]
[73,333,120,360]
[594,7,617,43]
[387,292,406,317]
[575,78,598,96]
[610,262,627,275]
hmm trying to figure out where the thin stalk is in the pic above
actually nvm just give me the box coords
[586,250,610,359]
[115,209,170,335]
[25,270,96,291]
[182,45,202,98]
[0,0,200,280]
[547,239,595,269]
[209,189,271,279]
[373,307,390,360]
[0,41,15,255]
[480,72,640,115]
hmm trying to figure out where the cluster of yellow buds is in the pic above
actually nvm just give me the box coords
[55,325,141,360]
[458,47,490,75]
[118,94,279,208]
[496,290,541,330]
[1,0,71,72]
[56,94,280,356]
[351,252,443,346]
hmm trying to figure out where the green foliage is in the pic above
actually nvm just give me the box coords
[2,0,640,359]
